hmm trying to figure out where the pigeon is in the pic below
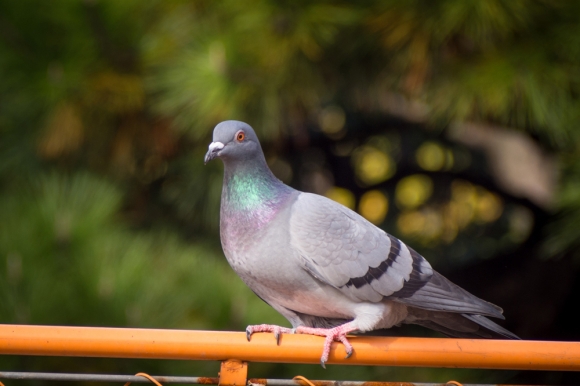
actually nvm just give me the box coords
[204,120,519,367]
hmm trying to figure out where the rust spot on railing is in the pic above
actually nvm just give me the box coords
[198,377,220,384]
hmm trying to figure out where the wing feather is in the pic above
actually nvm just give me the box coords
[289,193,429,302]
[289,193,507,320]
[290,193,503,318]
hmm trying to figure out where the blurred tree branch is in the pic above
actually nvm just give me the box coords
[82,0,137,71]
[0,13,32,56]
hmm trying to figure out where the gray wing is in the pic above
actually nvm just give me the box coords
[289,193,504,318]
[289,193,432,302]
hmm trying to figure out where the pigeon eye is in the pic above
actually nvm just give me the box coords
[236,131,245,142]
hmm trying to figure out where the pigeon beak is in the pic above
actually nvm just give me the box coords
[204,141,225,164]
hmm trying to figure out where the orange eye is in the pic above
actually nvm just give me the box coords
[236,131,245,141]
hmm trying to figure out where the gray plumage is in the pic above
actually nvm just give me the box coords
[205,120,518,344]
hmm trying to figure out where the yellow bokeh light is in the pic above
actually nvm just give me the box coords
[451,180,477,203]
[422,209,443,240]
[397,210,426,236]
[450,179,478,229]
[476,189,503,223]
[395,174,433,209]
[319,105,346,136]
[397,208,442,242]
[416,141,446,171]
[352,146,395,186]
[448,200,474,230]
[359,190,389,224]
[441,205,459,244]
[450,180,504,228]
[325,186,355,210]
[445,149,454,170]
[394,179,503,246]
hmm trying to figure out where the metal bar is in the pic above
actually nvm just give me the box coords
[255,381,537,386]
[0,371,216,383]
[1,324,580,370]
[0,372,541,386]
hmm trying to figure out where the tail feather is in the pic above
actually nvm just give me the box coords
[395,271,505,319]
[461,313,520,339]
[406,308,519,339]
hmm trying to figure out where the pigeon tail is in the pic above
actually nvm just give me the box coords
[405,308,519,339]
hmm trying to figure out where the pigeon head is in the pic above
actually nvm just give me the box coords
[204,121,264,165]
[205,120,292,222]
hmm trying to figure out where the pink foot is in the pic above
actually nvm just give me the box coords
[295,322,357,368]
[245,324,294,345]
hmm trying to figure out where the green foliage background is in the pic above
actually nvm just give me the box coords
[1,1,580,384]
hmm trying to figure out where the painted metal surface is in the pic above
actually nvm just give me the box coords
[0,324,579,370]
[219,359,248,386]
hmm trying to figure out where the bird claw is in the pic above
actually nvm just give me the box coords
[339,335,353,359]
[247,323,355,367]
[245,324,293,345]
[295,323,356,368]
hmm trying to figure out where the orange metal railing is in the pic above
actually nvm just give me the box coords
[1,324,580,372]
